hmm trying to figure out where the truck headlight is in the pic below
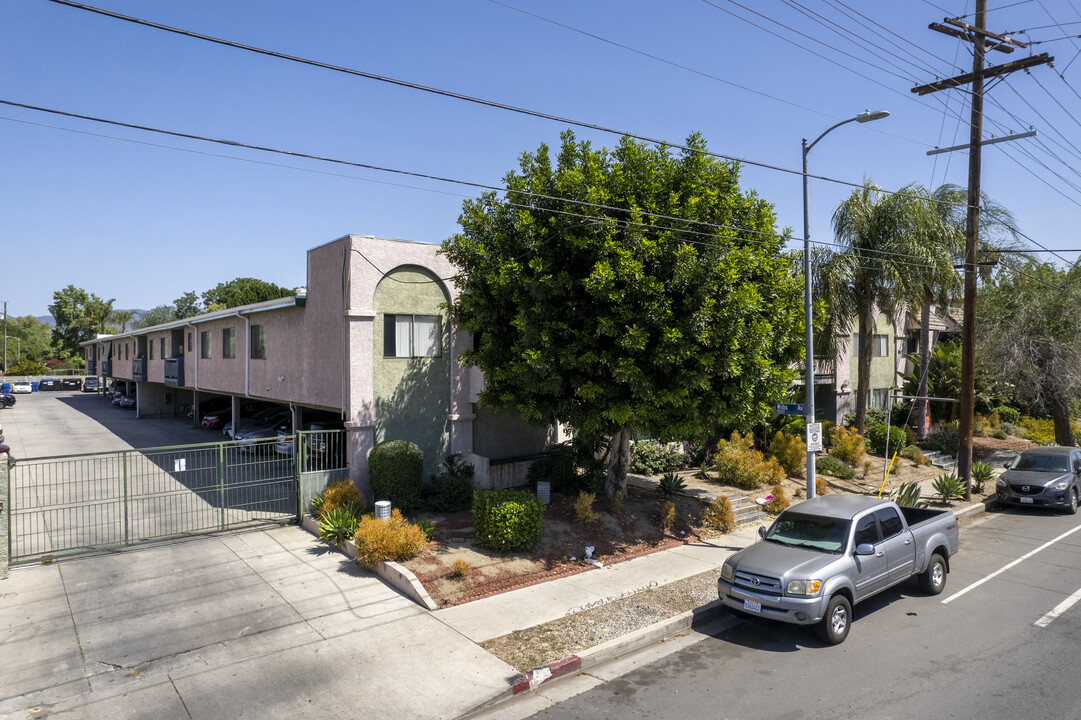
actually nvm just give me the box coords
[786,579,822,596]
[720,562,734,582]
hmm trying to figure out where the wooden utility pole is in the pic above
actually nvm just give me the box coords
[913,1,1052,499]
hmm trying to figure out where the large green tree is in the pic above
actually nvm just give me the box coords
[4,314,53,365]
[174,291,201,319]
[133,305,178,329]
[48,285,110,362]
[201,278,295,310]
[443,131,805,496]
[978,260,1081,446]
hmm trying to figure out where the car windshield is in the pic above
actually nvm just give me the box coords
[764,513,850,554]
[1010,453,1070,473]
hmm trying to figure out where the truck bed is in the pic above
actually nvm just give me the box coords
[899,505,954,529]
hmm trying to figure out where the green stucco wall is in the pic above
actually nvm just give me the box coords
[373,267,451,484]
[849,311,898,408]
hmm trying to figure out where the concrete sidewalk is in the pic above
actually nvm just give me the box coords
[0,526,515,720]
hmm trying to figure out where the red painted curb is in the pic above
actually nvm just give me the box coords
[510,655,582,694]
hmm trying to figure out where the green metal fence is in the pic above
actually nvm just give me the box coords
[8,430,347,564]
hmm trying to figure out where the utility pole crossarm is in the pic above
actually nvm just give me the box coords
[912,53,1053,95]
[943,17,1028,48]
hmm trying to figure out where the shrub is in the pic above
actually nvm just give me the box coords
[713,432,785,490]
[973,414,993,438]
[658,471,687,497]
[659,500,676,531]
[996,406,1020,425]
[575,491,598,524]
[831,426,866,466]
[769,431,805,478]
[866,424,907,456]
[319,506,361,546]
[821,420,836,448]
[527,445,578,496]
[452,558,471,578]
[416,519,437,541]
[473,489,546,552]
[611,489,624,514]
[971,461,994,494]
[899,444,926,464]
[862,460,873,478]
[319,479,363,518]
[763,484,789,515]
[922,423,959,455]
[816,477,828,496]
[794,486,804,499]
[353,509,428,568]
[931,473,965,503]
[432,454,475,512]
[369,440,424,511]
[1019,417,1056,445]
[1001,421,1023,438]
[889,481,925,508]
[701,495,736,533]
[816,455,855,480]
[630,441,689,476]
[991,428,1008,440]
[310,492,324,517]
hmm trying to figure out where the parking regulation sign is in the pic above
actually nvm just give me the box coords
[807,422,823,452]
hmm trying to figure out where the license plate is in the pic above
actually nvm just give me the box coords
[743,599,762,613]
[1020,497,1034,504]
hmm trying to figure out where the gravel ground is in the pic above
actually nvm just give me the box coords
[480,569,721,671]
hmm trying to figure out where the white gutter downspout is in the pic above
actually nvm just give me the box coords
[235,311,251,398]
[185,322,201,391]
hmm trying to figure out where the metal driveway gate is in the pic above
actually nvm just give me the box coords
[7,431,346,564]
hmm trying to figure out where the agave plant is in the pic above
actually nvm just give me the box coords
[319,506,361,547]
[931,473,965,503]
[658,471,687,498]
[889,481,926,508]
[970,461,994,494]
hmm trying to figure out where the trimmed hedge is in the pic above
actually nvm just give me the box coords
[866,424,907,456]
[369,440,424,511]
[473,489,545,552]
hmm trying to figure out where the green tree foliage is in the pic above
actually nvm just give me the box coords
[174,291,201,319]
[443,131,804,496]
[133,305,178,329]
[4,315,53,365]
[48,285,111,362]
[109,309,134,333]
[978,260,1081,446]
[200,278,295,310]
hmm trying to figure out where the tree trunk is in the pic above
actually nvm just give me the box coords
[1051,400,1075,447]
[855,305,875,434]
[605,427,631,498]
[917,288,933,438]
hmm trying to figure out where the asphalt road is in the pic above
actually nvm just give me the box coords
[520,507,1081,720]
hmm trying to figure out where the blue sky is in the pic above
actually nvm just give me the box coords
[3,0,1080,317]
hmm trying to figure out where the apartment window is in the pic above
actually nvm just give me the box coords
[200,330,211,359]
[125,343,130,361]
[250,324,266,360]
[870,388,890,409]
[187,332,192,353]
[852,333,889,357]
[384,314,442,358]
[223,327,236,359]
[160,338,166,359]
[149,341,154,360]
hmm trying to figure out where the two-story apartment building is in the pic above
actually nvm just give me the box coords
[83,235,553,497]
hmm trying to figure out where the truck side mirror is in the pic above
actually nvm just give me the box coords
[855,543,875,556]
[758,526,767,539]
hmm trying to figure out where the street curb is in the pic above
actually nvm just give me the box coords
[509,656,581,694]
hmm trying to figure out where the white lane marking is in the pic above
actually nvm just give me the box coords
[1035,587,1081,628]
[942,522,1081,605]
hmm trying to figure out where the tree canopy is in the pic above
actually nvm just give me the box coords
[978,260,1081,445]
[48,285,111,362]
[443,131,805,494]
[200,278,295,310]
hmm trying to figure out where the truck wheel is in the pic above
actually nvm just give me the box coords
[815,595,851,645]
[918,553,947,595]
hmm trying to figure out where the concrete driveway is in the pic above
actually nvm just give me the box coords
[0,525,514,719]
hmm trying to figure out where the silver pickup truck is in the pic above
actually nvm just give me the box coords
[717,495,959,644]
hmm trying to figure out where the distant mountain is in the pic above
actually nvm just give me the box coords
[36,315,53,326]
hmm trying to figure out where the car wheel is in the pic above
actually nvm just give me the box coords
[815,595,851,645]
[1066,488,1078,516]
[918,553,947,595]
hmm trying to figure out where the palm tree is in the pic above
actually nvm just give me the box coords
[110,309,134,333]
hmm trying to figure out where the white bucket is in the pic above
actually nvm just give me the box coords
[374,500,392,519]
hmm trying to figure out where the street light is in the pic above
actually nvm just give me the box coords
[801,109,889,499]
